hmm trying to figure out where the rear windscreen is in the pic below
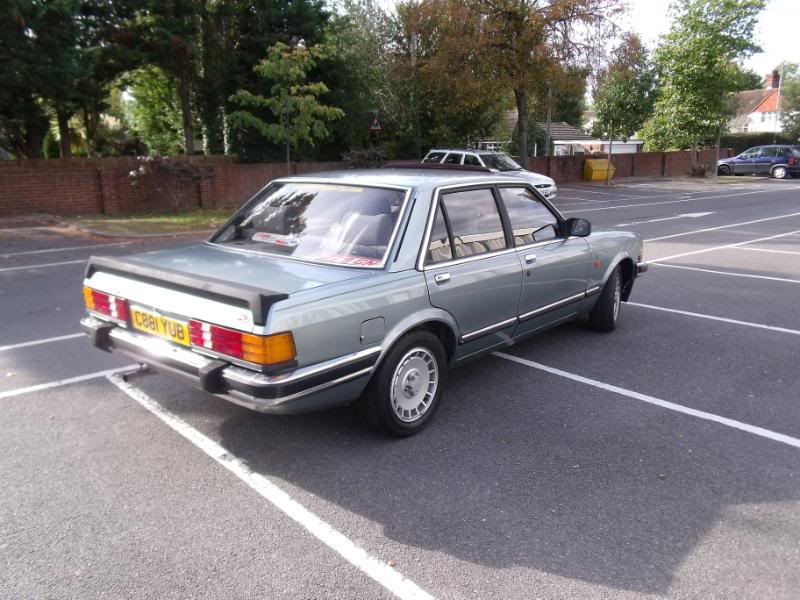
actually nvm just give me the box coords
[210,183,407,267]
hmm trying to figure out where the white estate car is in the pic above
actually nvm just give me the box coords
[422,149,557,198]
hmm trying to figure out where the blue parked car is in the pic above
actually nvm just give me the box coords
[717,145,800,179]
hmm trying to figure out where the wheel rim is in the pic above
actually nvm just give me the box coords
[390,347,439,423]
[719,165,730,175]
[612,276,621,321]
[774,167,786,179]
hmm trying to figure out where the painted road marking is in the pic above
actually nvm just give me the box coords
[628,302,800,336]
[1,241,130,258]
[0,365,139,399]
[615,212,714,227]
[648,229,800,263]
[494,352,800,450]
[0,333,83,352]
[733,246,800,256]
[645,211,800,242]
[0,259,85,273]
[650,263,800,284]
[107,374,434,600]
[563,187,800,213]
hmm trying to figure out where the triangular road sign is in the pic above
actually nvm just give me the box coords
[369,117,382,131]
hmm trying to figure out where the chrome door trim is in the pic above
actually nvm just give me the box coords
[585,285,601,296]
[459,316,518,343]
[519,289,594,322]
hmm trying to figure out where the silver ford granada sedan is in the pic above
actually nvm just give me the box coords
[81,167,647,436]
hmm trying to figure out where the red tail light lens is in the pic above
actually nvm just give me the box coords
[83,286,129,322]
[189,319,295,365]
[788,156,795,165]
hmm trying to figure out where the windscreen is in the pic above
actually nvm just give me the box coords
[480,153,523,171]
[211,182,407,267]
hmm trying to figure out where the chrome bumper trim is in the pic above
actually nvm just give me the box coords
[636,261,649,275]
[81,317,378,411]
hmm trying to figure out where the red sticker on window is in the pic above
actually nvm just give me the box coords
[319,255,382,266]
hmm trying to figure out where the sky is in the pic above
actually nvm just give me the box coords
[624,0,799,78]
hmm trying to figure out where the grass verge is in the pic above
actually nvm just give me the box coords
[63,208,233,236]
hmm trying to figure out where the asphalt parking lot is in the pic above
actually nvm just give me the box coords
[2,176,800,599]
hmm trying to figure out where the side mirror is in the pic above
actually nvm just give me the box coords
[563,217,591,237]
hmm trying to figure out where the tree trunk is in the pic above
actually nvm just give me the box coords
[514,88,528,169]
[56,110,72,159]
[605,139,614,187]
[177,75,194,155]
[286,140,291,176]
[712,126,721,178]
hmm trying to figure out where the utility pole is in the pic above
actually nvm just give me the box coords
[545,85,552,157]
[773,64,784,144]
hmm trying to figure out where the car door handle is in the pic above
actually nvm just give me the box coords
[524,253,537,264]
[434,273,451,284]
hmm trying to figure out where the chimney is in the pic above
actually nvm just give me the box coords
[767,70,780,89]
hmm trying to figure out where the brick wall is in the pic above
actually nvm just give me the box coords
[0,156,346,218]
[0,150,735,218]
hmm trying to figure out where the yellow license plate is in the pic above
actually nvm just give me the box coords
[130,306,190,346]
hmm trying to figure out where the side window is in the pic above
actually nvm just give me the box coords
[499,187,559,246]
[443,153,464,165]
[422,152,446,164]
[741,148,759,158]
[426,205,453,264]
[441,189,506,258]
[463,154,481,166]
[761,147,778,157]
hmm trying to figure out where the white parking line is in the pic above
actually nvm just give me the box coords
[644,211,800,242]
[0,259,85,273]
[106,375,433,600]
[734,246,800,256]
[651,263,800,284]
[0,365,139,400]
[563,187,800,213]
[0,333,84,352]
[628,302,800,336]
[648,229,800,263]
[1,241,130,258]
[494,352,800,450]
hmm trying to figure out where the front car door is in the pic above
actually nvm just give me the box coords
[496,186,592,336]
[733,147,760,174]
[422,186,522,355]
[757,146,778,174]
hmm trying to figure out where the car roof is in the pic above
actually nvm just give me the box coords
[426,149,507,155]
[275,168,528,189]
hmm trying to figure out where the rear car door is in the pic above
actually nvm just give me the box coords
[442,152,465,165]
[757,146,778,174]
[423,186,522,349]
[497,186,592,336]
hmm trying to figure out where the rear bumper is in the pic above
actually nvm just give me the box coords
[81,317,378,414]
[636,261,648,275]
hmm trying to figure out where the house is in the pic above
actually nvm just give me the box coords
[729,71,787,133]
[537,121,643,156]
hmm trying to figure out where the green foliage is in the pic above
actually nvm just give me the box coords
[228,43,345,168]
[641,0,766,153]
[124,66,184,156]
[593,34,655,142]
[719,132,796,153]
[780,63,800,143]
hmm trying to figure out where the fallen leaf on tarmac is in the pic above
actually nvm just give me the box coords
[387,559,397,567]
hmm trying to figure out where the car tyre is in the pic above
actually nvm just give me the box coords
[358,330,447,437]
[772,166,788,179]
[717,164,731,176]
[588,265,622,332]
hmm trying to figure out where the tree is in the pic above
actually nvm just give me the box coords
[228,42,344,173]
[640,0,765,173]
[476,0,623,168]
[778,63,800,143]
[593,34,655,185]
[123,66,185,156]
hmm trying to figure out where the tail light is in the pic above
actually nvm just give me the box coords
[189,320,295,365]
[788,156,795,165]
[83,286,129,322]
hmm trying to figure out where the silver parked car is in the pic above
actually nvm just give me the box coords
[422,148,558,198]
[82,167,646,436]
